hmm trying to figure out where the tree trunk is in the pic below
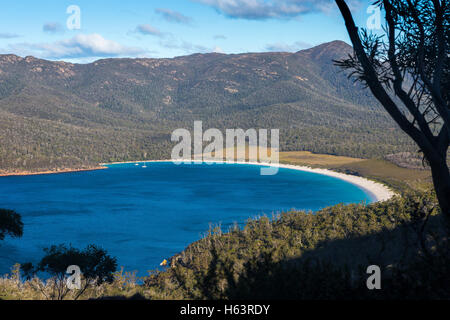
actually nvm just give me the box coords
[429,157,450,218]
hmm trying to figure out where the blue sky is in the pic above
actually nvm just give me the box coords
[0,0,377,63]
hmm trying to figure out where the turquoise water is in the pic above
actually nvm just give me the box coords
[0,162,373,276]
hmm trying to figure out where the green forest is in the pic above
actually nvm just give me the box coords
[0,41,417,173]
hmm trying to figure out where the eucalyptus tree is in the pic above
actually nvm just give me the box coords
[335,0,449,216]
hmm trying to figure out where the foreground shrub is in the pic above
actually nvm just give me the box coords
[22,244,118,300]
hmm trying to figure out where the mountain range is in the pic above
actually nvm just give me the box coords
[0,40,414,172]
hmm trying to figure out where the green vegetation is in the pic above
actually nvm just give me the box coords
[20,244,117,300]
[0,41,417,174]
[1,191,448,300]
[0,209,23,241]
[143,190,448,300]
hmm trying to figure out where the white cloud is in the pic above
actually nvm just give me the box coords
[7,34,147,60]
[0,33,20,39]
[213,34,227,40]
[155,8,193,25]
[193,0,362,20]
[213,46,224,53]
[135,24,163,37]
[265,41,312,52]
[156,34,222,55]
[43,22,64,34]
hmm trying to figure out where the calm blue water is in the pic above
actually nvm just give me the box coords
[0,162,373,276]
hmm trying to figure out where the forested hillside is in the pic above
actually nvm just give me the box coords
[0,41,416,172]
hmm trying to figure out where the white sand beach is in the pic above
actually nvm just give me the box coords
[101,159,396,203]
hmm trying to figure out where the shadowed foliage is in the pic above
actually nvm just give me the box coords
[335,0,450,216]
[142,191,449,300]
[22,244,117,300]
[0,209,23,241]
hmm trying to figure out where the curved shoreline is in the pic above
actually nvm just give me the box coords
[1,160,396,203]
[102,160,396,203]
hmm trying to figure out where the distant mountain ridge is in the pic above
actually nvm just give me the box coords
[0,41,414,172]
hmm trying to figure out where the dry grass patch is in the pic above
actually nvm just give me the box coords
[280,151,364,167]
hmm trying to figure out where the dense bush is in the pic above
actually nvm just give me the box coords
[0,209,23,241]
[20,244,117,300]
[142,190,449,300]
